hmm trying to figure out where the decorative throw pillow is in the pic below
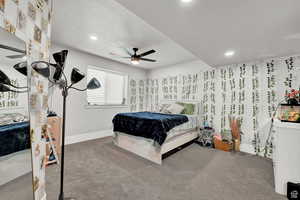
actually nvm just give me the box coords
[0,113,28,126]
[165,103,184,114]
[159,104,171,113]
[11,113,28,122]
[177,102,196,115]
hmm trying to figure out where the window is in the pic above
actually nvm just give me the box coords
[87,66,128,106]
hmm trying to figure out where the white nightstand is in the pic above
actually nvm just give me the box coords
[273,119,300,195]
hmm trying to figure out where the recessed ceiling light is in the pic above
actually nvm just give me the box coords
[181,0,193,3]
[224,50,235,57]
[89,35,98,41]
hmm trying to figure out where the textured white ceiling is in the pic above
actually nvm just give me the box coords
[114,0,300,67]
[51,0,199,69]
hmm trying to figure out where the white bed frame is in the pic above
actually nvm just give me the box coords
[113,130,198,165]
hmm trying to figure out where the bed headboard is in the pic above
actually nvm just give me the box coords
[158,100,202,115]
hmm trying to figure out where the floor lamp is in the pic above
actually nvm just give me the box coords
[0,66,28,92]
[27,50,101,200]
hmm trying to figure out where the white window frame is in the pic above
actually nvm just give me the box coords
[85,65,129,109]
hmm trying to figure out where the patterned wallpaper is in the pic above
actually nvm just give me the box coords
[129,73,202,114]
[129,78,159,112]
[202,55,300,157]
[129,55,300,158]
[0,0,52,200]
[162,76,178,100]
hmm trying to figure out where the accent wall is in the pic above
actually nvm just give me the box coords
[130,56,300,158]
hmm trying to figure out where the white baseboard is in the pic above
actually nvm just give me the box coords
[66,129,113,145]
[240,143,256,155]
[65,130,258,156]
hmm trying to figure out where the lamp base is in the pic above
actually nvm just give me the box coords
[59,193,77,200]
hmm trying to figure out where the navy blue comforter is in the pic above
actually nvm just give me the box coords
[112,112,188,145]
[0,122,30,157]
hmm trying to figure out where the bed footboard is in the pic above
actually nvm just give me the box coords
[113,130,198,165]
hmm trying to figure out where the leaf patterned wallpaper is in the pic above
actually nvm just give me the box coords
[129,55,300,158]
[203,56,300,157]
[129,74,202,113]
[129,78,159,112]
[0,0,52,200]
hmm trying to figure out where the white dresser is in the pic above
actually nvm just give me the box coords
[273,119,300,195]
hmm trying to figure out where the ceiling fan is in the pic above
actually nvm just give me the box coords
[111,48,156,65]
[0,44,26,59]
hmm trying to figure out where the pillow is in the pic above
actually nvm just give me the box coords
[176,102,196,115]
[159,104,171,113]
[11,113,28,122]
[0,113,28,126]
[165,103,184,114]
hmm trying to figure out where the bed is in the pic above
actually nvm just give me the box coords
[112,102,200,164]
[0,121,30,157]
[0,114,31,185]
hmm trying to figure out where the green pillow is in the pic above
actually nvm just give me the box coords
[176,102,195,115]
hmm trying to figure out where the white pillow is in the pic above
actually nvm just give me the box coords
[159,104,171,113]
[165,103,184,114]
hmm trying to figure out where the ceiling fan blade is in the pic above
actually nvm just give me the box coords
[110,52,122,56]
[138,50,156,57]
[0,44,25,54]
[6,54,26,59]
[140,58,156,62]
[123,47,133,56]
[109,52,131,59]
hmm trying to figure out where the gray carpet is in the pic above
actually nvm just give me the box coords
[0,137,286,200]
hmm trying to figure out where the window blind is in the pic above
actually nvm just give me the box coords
[87,67,127,105]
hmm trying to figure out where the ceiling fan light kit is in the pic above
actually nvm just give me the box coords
[131,57,140,65]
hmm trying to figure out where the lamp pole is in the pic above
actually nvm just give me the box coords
[55,74,100,200]
[58,87,68,200]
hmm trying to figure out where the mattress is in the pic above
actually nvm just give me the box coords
[114,114,199,146]
[165,115,198,142]
[112,112,188,145]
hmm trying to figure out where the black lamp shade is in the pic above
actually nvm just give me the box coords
[53,50,68,81]
[87,78,101,90]
[31,61,50,78]
[0,84,11,92]
[53,50,68,67]
[0,70,11,85]
[71,68,85,84]
[13,62,28,76]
